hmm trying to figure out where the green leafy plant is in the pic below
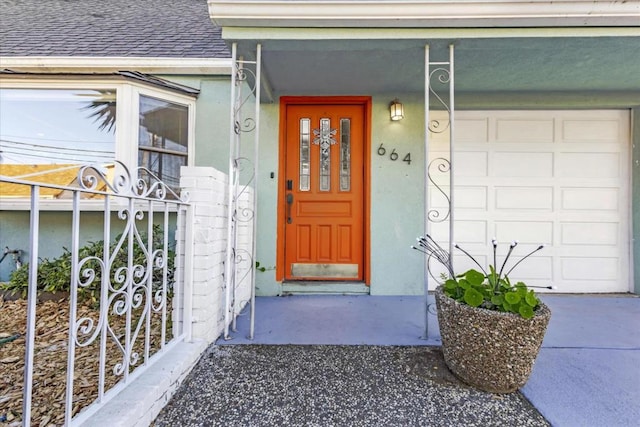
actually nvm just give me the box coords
[413,236,552,319]
[255,261,275,272]
[443,268,540,319]
[1,224,174,303]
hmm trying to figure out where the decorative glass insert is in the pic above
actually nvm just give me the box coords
[313,118,336,192]
[339,118,351,191]
[299,118,310,191]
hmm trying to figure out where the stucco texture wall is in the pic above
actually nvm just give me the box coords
[369,94,426,295]
[0,211,122,282]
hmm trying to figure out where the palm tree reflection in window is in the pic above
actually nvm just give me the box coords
[80,89,117,133]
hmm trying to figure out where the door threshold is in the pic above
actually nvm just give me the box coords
[281,281,370,295]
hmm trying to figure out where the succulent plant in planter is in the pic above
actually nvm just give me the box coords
[413,235,553,393]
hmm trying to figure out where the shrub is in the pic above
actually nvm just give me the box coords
[1,225,175,304]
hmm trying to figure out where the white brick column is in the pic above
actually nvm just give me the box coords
[179,166,229,344]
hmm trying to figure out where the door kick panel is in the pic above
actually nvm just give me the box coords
[291,263,358,278]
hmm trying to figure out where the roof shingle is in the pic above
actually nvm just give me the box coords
[0,0,230,58]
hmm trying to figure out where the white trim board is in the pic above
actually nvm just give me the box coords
[208,0,640,28]
[0,57,232,75]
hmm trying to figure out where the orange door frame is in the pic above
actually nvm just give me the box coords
[275,96,372,284]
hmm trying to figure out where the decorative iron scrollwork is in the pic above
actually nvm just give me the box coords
[427,158,451,223]
[233,65,258,135]
[225,48,261,340]
[77,161,184,201]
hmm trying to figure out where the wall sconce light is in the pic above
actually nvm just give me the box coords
[389,99,404,121]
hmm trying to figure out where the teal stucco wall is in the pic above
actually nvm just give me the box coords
[0,211,123,282]
[0,210,177,283]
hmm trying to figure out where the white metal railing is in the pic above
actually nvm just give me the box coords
[422,44,455,339]
[224,42,261,341]
[0,162,191,426]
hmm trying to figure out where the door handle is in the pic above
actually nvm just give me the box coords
[286,193,294,224]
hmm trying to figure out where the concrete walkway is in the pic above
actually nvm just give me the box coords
[154,294,639,427]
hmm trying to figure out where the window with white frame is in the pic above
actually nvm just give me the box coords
[0,78,196,199]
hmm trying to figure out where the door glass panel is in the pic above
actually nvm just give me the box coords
[340,118,350,191]
[299,118,310,191]
[314,118,336,192]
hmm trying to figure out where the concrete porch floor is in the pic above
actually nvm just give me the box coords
[155,294,639,427]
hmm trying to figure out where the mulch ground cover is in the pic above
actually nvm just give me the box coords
[0,295,170,426]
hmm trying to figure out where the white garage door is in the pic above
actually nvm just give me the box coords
[429,110,630,293]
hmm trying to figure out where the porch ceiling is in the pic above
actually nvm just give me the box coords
[230,32,640,107]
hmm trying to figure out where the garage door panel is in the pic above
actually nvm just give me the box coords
[434,110,630,293]
[561,187,619,211]
[457,118,489,143]
[431,186,487,210]
[496,119,554,143]
[452,254,488,275]
[561,222,619,246]
[507,256,553,281]
[430,219,487,244]
[562,120,620,143]
[557,152,620,178]
[493,152,553,177]
[456,220,488,244]
[561,257,619,281]
[455,152,488,177]
[495,221,553,245]
[456,187,487,209]
[495,186,553,210]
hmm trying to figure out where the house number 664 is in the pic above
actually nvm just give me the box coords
[377,143,411,165]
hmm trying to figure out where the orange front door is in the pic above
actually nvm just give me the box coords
[282,101,367,281]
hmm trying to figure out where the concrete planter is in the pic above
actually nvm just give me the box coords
[434,286,551,393]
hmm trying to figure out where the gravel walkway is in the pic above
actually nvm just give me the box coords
[153,345,549,427]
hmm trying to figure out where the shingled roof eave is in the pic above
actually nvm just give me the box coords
[0,56,233,77]
[0,70,204,97]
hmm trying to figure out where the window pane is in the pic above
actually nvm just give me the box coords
[138,95,188,193]
[0,88,116,165]
[139,95,188,153]
[340,118,350,191]
[299,118,310,191]
[138,151,186,191]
